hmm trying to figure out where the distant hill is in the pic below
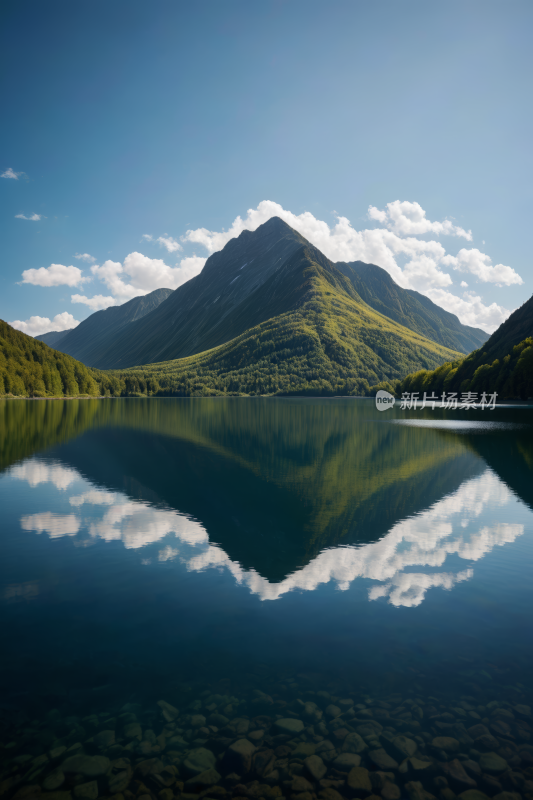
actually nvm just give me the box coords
[99,241,462,397]
[336,260,488,354]
[37,287,173,367]
[398,294,533,400]
[36,329,73,347]
[0,319,100,397]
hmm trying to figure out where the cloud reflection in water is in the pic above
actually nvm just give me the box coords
[12,460,523,608]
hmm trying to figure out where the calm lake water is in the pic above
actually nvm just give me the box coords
[1,397,532,797]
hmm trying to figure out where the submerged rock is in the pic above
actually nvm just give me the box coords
[42,770,65,791]
[346,766,372,796]
[157,700,179,722]
[274,718,304,734]
[478,753,508,775]
[332,753,361,772]
[61,754,110,777]
[222,739,256,775]
[72,782,98,800]
[182,747,217,776]
[304,755,327,781]
[432,737,459,753]
[368,749,398,770]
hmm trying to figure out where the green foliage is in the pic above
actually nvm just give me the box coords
[99,263,461,397]
[398,337,533,400]
[0,320,100,399]
[1,247,462,400]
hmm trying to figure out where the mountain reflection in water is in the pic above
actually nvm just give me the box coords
[1,396,533,718]
[12,459,522,607]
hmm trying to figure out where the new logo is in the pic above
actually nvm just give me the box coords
[375,389,395,411]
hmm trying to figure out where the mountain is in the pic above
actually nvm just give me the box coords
[36,329,73,347]
[398,294,533,399]
[98,239,462,397]
[471,293,533,362]
[0,319,101,397]
[77,218,310,369]
[37,287,173,367]
[70,218,461,378]
[335,260,489,353]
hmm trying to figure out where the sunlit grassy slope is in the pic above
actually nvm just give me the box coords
[105,245,461,396]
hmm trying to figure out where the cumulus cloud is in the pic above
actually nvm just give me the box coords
[368,200,472,239]
[16,199,520,334]
[142,233,182,253]
[71,294,117,311]
[9,312,80,337]
[15,213,43,221]
[89,252,203,303]
[425,288,511,332]
[156,235,182,253]
[1,167,23,179]
[442,248,523,286]
[182,200,520,332]
[75,253,96,263]
[21,263,89,288]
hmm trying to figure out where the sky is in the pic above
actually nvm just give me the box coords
[1,0,532,336]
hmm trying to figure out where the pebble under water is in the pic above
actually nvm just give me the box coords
[0,398,532,800]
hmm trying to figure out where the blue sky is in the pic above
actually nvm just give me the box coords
[1,0,532,336]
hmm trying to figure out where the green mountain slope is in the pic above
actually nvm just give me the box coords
[36,329,73,347]
[103,244,462,397]
[80,218,309,369]
[0,319,100,397]
[37,287,173,367]
[398,294,533,399]
[63,217,469,377]
[336,260,489,353]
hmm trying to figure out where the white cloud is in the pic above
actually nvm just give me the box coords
[182,200,520,332]
[368,200,472,240]
[425,288,510,332]
[75,253,96,263]
[156,235,182,253]
[21,263,89,288]
[16,199,519,335]
[15,213,43,221]
[89,251,203,303]
[9,312,80,337]
[1,167,22,179]
[442,248,523,286]
[71,294,117,311]
[142,233,183,253]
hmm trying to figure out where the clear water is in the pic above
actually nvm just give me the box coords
[1,398,532,796]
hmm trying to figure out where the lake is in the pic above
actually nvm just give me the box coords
[1,397,532,799]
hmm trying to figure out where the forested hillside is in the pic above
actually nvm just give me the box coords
[397,293,533,400]
[398,336,533,400]
[0,320,100,397]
